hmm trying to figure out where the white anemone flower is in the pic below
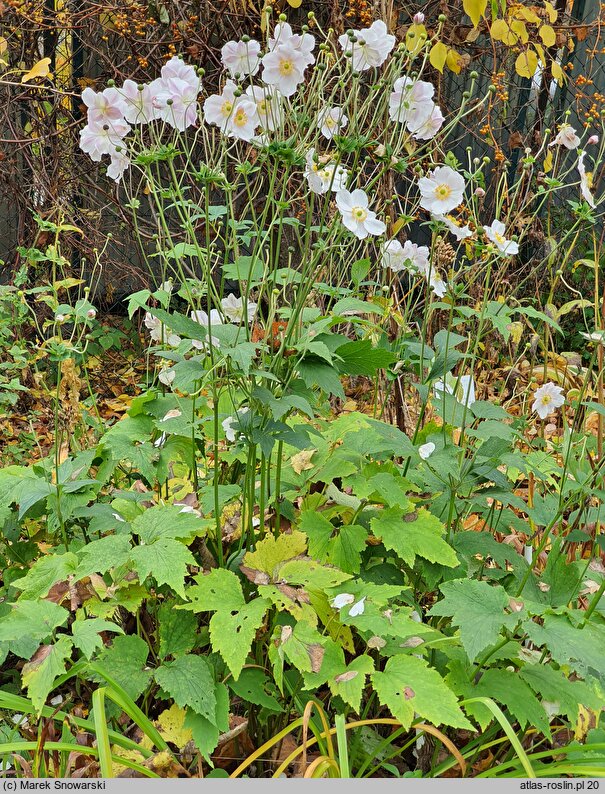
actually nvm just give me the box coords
[222,407,250,442]
[204,80,259,141]
[427,269,448,298]
[418,442,435,460]
[153,76,200,131]
[245,85,283,130]
[190,308,222,349]
[532,382,565,419]
[318,106,348,140]
[338,20,395,71]
[388,77,434,126]
[261,42,307,97]
[381,239,429,275]
[435,374,476,406]
[417,165,465,214]
[432,213,473,241]
[578,152,596,208]
[550,123,580,150]
[221,293,257,325]
[269,22,316,66]
[336,188,386,239]
[161,56,199,91]
[483,219,519,256]
[79,119,130,161]
[106,148,130,183]
[144,312,181,347]
[82,87,128,125]
[408,103,444,140]
[304,149,348,194]
[120,80,157,124]
[221,39,262,77]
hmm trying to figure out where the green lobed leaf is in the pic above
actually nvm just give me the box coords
[154,654,216,720]
[209,598,270,681]
[22,636,74,713]
[429,579,516,662]
[372,507,459,569]
[372,654,473,730]
[130,538,196,598]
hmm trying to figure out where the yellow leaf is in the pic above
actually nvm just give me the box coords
[490,18,518,45]
[429,41,448,73]
[543,148,553,173]
[0,38,7,56]
[463,0,487,28]
[22,57,52,83]
[286,0,302,7]
[392,216,408,235]
[515,49,538,78]
[291,448,316,475]
[539,24,556,46]
[510,19,529,43]
[405,23,428,57]
[513,6,540,24]
[551,59,565,85]
[544,1,558,23]
[156,705,193,749]
[534,41,546,65]
[446,47,464,74]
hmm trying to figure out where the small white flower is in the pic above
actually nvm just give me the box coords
[222,407,250,442]
[578,152,596,208]
[532,382,565,420]
[318,106,348,140]
[588,134,599,145]
[11,714,29,728]
[158,368,175,386]
[418,442,435,460]
[349,596,366,617]
[154,432,167,448]
[221,39,262,78]
[417,166,465,214]
[86,308,97,319]
[550,123,580,150]
[336,188,386,239]
[331,592,355,609]
[269,22,316,67]
[432,213,473,241]
[338,20,395,71]
[221,293,257,325]
[262,42,307,97]
[49,695,64,706]
[483,219,519,255]
[304,149,348,194]
[427,269,448,298]
[245,85,283,131]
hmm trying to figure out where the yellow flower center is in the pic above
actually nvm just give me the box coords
[279,59,293,75]
[435,183,452,200]
[494,232,506,245]
[352,207,367,221]
[258,99,268,114]
[541,394,552,406]
[221,100,233,116]
[233,109,248,127]
[326,116,336,128]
